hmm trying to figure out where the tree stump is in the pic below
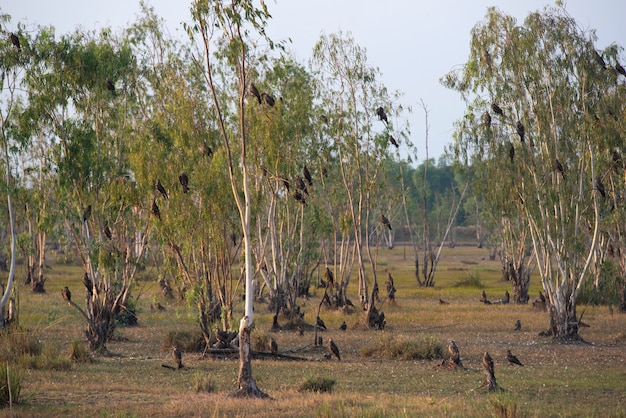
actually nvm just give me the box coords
[482,351,501,392]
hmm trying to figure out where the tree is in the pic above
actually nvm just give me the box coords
[444,6,625,339]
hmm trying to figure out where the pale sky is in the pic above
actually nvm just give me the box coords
[3,1,626,162]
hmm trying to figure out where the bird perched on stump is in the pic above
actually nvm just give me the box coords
[483,351,494,375]
[514,319,521,331]
[328,339,341,361]
[507,349,523,366]
[61,286,72,305]
[269,337,278,354]
[173,345,183,369]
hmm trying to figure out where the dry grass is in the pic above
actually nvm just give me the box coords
[2,245,625,417]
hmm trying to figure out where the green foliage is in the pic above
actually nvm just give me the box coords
[193,372,217,393]
[577,260,623,308]
[453,272,484,288]
[298,376,336,393]
[360,335,444,360]
[0,363,23,408]
[489,392,519,418]
[0,328,42,363]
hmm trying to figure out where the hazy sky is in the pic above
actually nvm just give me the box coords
[3,1,626,161]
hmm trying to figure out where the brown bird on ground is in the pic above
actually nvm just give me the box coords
[179,172,189,193]
[483,351,494,375]
[507,349,523,366]
[482,111,492,128]
[261,92,275,107]
[554,158,565,178]
[82,205,92,222]
[616,62,626,77]
[151,199,161,220]
[491,103,503,116]
[328,339,341,361]
[316,316,327,330]
[173,345,183,369]
[303,165,313,186]
[106,79,115,93]
[9,33,21,51]
[376,106,388,124]
[340,321,347,331]
[156,179,168,200]
[389,135,399,148]
[595,178,606,199]
[248,83,261,104]
[516,121,525,142]
[269,337,278,354]
[61,286,72,305]
[380,214,392,230]
[514,319,521,331]
[103,224,112,240]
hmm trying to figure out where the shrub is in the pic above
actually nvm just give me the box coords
[298,376,336,393]
[0,328,42,363]
[453,272,483,288]
[70,339,93,363]
[0,363,23,408]
[360,335,444,360]
[193,372,217,393]
[162,330,205,352]
[19,342,71,371]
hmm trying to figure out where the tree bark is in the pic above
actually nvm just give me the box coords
[228,317,269,398]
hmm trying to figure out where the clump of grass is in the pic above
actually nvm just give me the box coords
[193,372,217,393]
[0,363,24,407]
[360,335,444,360]
[489,392,519,418]
[19,342,71,371]
[252,331,268,352]
[162,330,205,352]
[69,339,93,363]
[614,331,626,343]
[453,272,483,288]
[298,376,336,393]
[0,328,42,363]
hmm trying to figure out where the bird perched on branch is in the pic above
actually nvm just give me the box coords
[9,33,21,51]
[554,158,565,178]
[151,199,161,220]
[295,176,308,195]
[595,178,606,199]
[380,214,392,230]
[616,62,626,77]
[376,106,388,124]
[509,143,515,163]
[156,179,168,200]
[248,83,261,104]
[507,349,523,366]
[62,286,72,305]
[491,103,503,116]
[82,205,92,223]
[302,165,313,186]
[482,111,492,128]
[325,267,334,288]
[106,79,115,94]
[389,135,399,148]
[83,273,93,296]
[516,121,525,142]
[103,224,112,240]
[328,339,341,361]
[179,172,189,194]
[316,316,327,330]
[293,190,307,207]
[261,92,275,107]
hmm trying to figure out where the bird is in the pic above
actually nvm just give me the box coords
[297,326,304,336]
[595,178,606,199]
[156,179,168,200]
[303,165,313,186]
[539,291,546,304]
[448,340,460,364]
[389,135,399,148]
[503,290,510,304]
[514,319,521,331]
[82,205,92,222]
[376,106,388,124]
[482,111,492,128]
[508,143,515,163]
[179,172,189,194]
[83,273,93,296]
[61,286,72,305]
[103,224,112,240]
[554,158,565,178]
[340,321,347,331]
[439,298,450,305]
[491,102,503,116]
[9,33,21,51]
[480,290,489,304]
[269,337,278,354]
[328,339,341,361]
[293,190,307,207]
[261,92,275,107]
[282,178,291,192]
[483,351,494,375]
[506,349,523,366]
[380,214,392,230]
[593,49,606,69]
[322,167,328,178]
[248,83,261,104]
[516,121,525,142]
[295,176,308,195]
[173,345,183,369]
[316,316,327,330]
[106,79,115,93]
[616,62,626,77]
[325,267,334,288]
[151,199,161,220]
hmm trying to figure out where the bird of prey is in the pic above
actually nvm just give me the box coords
[480,290,490,304]
[316,316,327,330]
[151,199,161,220]
[173,345,183,369]
[83,273,93,296]
[483,351,494,375]
[376,106,388,124]
[261,92,275,107]
[448,340,461,364]
[106,79,115,93]
[325,267,334,288]
[269,337,278,354]
[439,298,450,305]
[595,178,606,199]
[516,121,525,142]
[389,135,399,148]
[9,33,21,51]
[340,321,347,331]
[509,143,515,163]
[62,286,72,305]
[514,319,521,331]
[328,339,341,361]
[248,83,261,104]
[539,291,546,304]
[380,214,392,230]
[491,103,503,116]
[295,176,308,195]
[616,62,626,77]
[179,172,189,194]
[554,158,565,178]
[593,49,606,69]
[103,224,112,240]
[293,190,307,207]
[507,349,523,366]
[303,165,313,186]
[156,179,168,200]
[82,205,92,222]
[482,111,492,127]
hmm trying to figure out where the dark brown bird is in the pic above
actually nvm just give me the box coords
[151,199,161,220]
[295,176,308,195]
[612,150,623,170]
[593,49,606,69]
[103,224,112,240]
[179,172,189,193]
[325,267,334,288]
[539,291,546,304]
[516,121,525,142]
[376,106,388,124]
[203,143,213,158]
[380,214,392,230]
[82,205,92,222]
[328,339,341,361]
[248,83,261,104]
[316,316,327,330]
[448,340,460,363]
[9,33,21,51]
[261,92,275,107]
[61,286,72,305]
[339,321,347,331]
[509,143,515,163]
[156,179,168,200]
[282,178,291,192]
[303,165,313,186]
[83,273,93,296]
[173,345,183,369]
[616,62,626,77]
[595,178,606,199]
[554,158,565,178]
[514,319,521,331]
[480,290,488,303]
[482,111,492,128]
[439,298,449,305]
[322,167,328,178]
[269,337,278,354]
[293,190,307,206]
[483,351,494,375]
[106,79,115,93]
[491,103,503,116]
[388,134,399,148]
[507,349,523,366]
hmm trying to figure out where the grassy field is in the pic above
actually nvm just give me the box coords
[1,245,625,417]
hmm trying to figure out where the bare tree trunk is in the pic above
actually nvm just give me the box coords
[229,317,269,398]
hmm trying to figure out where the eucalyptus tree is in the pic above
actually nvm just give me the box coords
[444,6,625,339]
